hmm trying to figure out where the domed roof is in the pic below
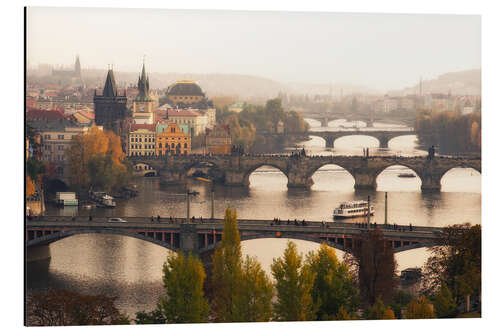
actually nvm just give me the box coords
[166,80,205,97]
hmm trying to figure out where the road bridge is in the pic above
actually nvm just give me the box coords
[128,154,480,191]
[26,216,445,264]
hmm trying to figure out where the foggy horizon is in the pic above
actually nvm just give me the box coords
[27,7,481,92]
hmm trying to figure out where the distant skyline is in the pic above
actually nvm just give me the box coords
[27,7,480,92]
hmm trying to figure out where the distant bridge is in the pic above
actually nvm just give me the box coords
[127,154,480,191]
[265,129,416,148]
[303,111,414,128]
[26,217,445,263]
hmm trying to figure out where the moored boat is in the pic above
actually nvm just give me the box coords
[89,191,116,208]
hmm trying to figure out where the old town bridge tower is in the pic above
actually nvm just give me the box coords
[93,68,128,135]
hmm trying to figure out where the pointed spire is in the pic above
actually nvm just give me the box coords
[136,58,152,102]
[102,69,117,97]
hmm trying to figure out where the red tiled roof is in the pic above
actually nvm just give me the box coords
[26,108,66,121]
[130,123,156,132]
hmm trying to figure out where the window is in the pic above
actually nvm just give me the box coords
[184,143,187,148]
[44,134,51,140]
[159,143,162,148]
[171,143,175,148]
[171,127,175,133]
[58,134,64,140]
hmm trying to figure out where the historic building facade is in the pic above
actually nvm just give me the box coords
[156,122,191,156]
[127,123,156,157]
[165,80,206,106]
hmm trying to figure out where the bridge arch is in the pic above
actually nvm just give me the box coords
[243,163,289,187]
[198,233,350,255]
[374,164,423,191]
[440,166,481,192]
[307,163,356,190]
[26,229,179,253]
[133,162,157,177]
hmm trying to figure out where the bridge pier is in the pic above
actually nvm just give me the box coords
[224,170,249,186]
[179,223,199,254]
[420,175,441,191]
[287,169,313,189]
[353,171,377,190]
[27,245,51,264]
[159,170,186,185]
[324,136,336,148]
[379,136,389,148]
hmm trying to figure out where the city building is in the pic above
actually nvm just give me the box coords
[165,80,206,107]
[93,69,128,135]
[127,123,156,156]
[205,124,231,155]
[156,122,191,156]
[166,109,207,136]
[131,62,154,125]
[27,114,99,178]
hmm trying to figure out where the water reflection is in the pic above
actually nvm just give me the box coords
[30,119,480,318]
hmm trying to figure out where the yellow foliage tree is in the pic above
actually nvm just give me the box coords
[404,296,436,319]
[26,175,36,197]
[66,126,130,192]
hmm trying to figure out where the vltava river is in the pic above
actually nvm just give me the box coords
[28,119,481,318]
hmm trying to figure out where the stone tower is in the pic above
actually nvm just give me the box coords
[94,68,128,135]
[131,61,154,124]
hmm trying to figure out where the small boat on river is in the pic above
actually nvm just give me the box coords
[89,191,116,208]
[398,172,416,178]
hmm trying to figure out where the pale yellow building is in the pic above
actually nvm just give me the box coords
[128,123,156,156]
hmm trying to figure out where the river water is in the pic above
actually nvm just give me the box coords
[27,119,481,318]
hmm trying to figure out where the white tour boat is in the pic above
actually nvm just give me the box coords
[333,200,374,219]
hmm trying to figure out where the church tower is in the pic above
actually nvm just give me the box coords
[74,55,81,77]
[94,68,128,134]
[131,60,154,124]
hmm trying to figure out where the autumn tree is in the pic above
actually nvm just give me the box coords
[404,296,436,319]
[366,296,396,320]
[305,243,359,319]
[26,290,128,326]
[345,229,397,307]
[271,241,316,321]
[157,252,209,323]
[66,126,131,192]
[422,224,481,307]
[26,175,36,197]
[334,306,352,320]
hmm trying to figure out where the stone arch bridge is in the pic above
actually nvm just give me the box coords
[26,217,444,265]
[305,130,416,148]
[128,155,480,191]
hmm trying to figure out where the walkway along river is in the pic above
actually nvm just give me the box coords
[28,120,481,317]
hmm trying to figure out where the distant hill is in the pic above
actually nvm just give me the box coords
[391,69,481,96]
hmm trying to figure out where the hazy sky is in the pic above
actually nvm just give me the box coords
[27,7,480,91]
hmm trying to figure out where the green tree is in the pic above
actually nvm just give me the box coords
[211,207,274,322]
[422,224,481,307]
[305,243,359,319]
[211,207,243,322]
[235,256,273,322]
[271,241,316,321]
[404,296,436,319]
[366,296,396,320]
[157,252,209,323]
[432,285,457,318]
[134,308,166,324]
[334,306,352,320]
[390,290,413,319]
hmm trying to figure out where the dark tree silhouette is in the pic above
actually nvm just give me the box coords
[344,228,397,307]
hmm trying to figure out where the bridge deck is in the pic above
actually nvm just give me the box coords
[26,216,443,240]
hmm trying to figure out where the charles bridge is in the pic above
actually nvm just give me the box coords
[128,154,481,191]
[26,216,445,265]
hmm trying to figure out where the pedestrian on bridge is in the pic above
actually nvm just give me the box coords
[157,215,161,222]
[89,215,92,221]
